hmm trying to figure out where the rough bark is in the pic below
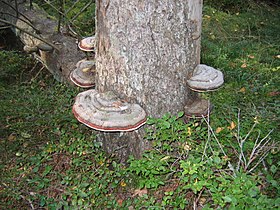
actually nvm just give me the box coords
[95,0,203,161]
[0,0,85,83]
[96,0,202,117]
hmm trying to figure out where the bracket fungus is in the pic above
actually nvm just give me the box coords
[78,36,95,52]
[70,59,96,88]
[72,89,147,132]
[187,64,224,92]
[184,64,224,118]
[184,98,213,118]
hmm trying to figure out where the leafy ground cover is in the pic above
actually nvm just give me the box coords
[0,1,279,209]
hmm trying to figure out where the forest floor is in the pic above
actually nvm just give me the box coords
[0,1,279,209]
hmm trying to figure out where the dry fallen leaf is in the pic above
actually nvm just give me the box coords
[241,63,247,68]
[228,121,236,130]
[268,91,280,96]
[199,197,207,205]
[187,127,192,136]
[248,55,255,59]
[216,127,224,134]
[132,188,148,197]
[117,199,123,206]
[8,133,16,141]
[239,87,246,93]
[160,156,171,161]
[182,142,192,151]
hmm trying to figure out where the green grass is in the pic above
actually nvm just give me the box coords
[201,3,279,134]
[0,1,279,209]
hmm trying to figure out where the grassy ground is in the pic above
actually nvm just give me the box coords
[0,2,279,209]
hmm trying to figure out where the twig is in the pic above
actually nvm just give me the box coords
[70,0,94,22]
[194,187,206,209]
[15,0,18,18]
[0,11,40,33]
[0,17,59,51]
[245,130,274,173]
[237,109,247,171]
[32,66,45,81]
[20,195,35,210]
[202,102,213,160]
[57,0,64,33]
[42,0,81,37]
[202,116,236,176]
[248,148,271,173]
[65,0,82,15]
[0,0,33,24]
[248,130,273,162]
[0,25,11,29]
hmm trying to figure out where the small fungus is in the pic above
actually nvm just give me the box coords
[78,36,95,52]
[70,59,96,88]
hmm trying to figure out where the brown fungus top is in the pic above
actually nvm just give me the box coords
[72,90,147,132]
[70,59,96,88]
[78,36,95,52]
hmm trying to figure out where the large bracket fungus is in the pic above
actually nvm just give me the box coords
[185,64,224,118]
[72,89,147,132]
[70,59,96,88]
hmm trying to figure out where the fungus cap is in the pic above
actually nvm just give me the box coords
[73,90,147,131]
[187,64,224,92]
[78,36,95,52]
[70,59,95,88]
[184,98,213,118]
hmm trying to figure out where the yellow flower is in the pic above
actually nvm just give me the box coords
[120,181,127,187]
[187,127,192,136]
[183,142,192,151]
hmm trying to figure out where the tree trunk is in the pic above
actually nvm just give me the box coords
[95,0,202,161]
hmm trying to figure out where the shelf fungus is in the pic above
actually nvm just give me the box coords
[78,36,95,52]
[184,98,213,118]
[184,64,223,118]
[72,89,147,132]
[187,64,224,92]
[70,59,96,88]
